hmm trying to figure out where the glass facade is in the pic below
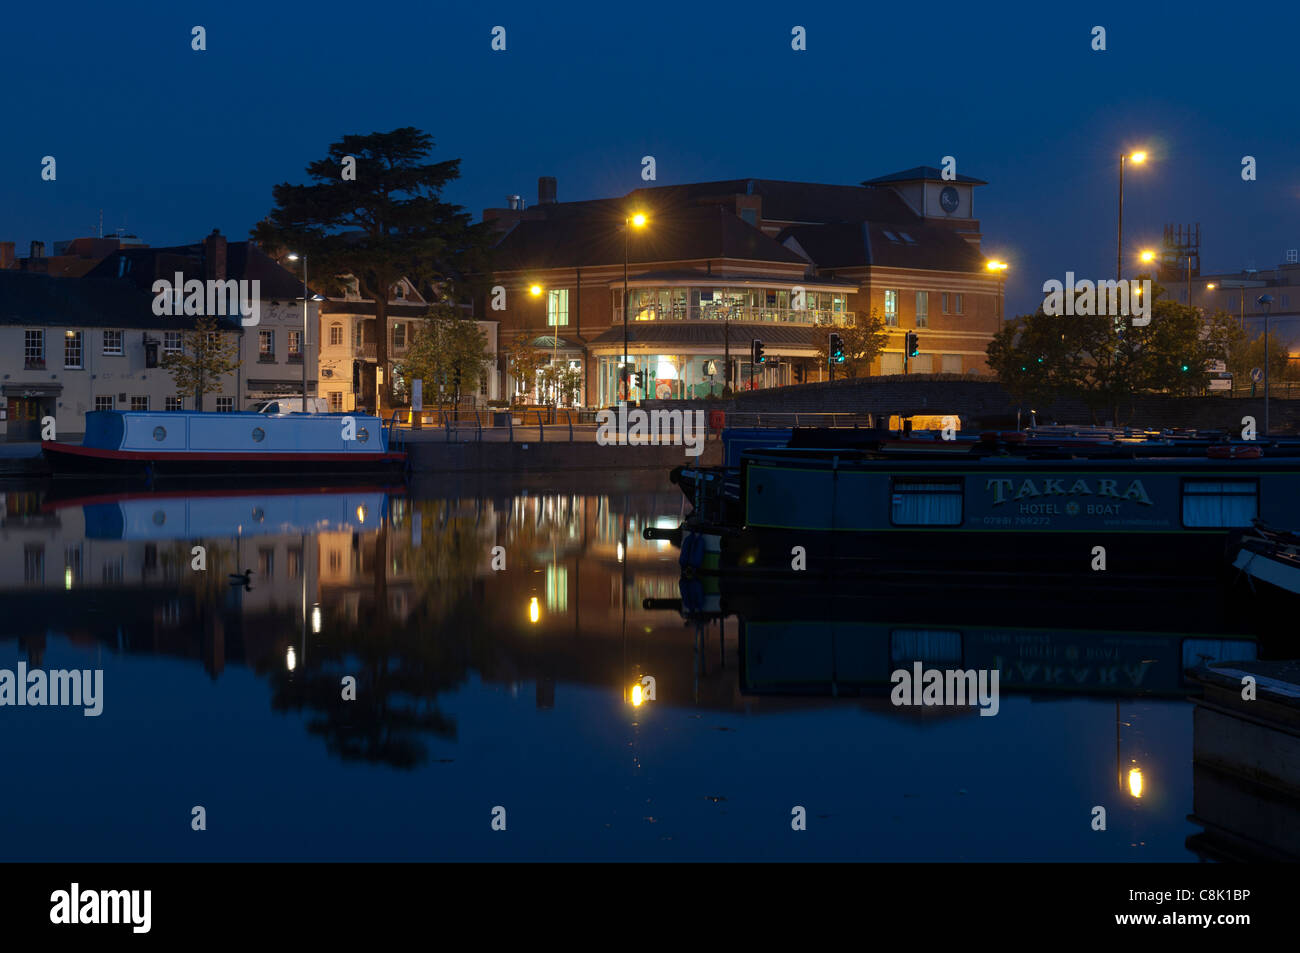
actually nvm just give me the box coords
[618,285,850,325]
[596,353,791,405]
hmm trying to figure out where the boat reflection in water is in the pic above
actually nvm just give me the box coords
[0,477,1293,860]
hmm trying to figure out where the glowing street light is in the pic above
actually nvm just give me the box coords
[622,211,649,401]
[1139,249,1156,264]
[528,596,540,624]
[1117,149,1150,281]
[631,683,644,706]
[529,284,543,297]
[1128,766,1144,799]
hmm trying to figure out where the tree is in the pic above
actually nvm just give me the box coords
[396,305,490,406]
[812,310,889,379]
[251,127,495,410]
[502,338,548,404]
[160,315,241,411]
[986,284,1218,424]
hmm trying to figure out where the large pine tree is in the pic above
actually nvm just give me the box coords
[252,128,494,410]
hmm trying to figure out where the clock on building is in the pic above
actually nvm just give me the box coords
[939,186,960,214]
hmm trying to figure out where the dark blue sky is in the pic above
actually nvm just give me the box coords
[4,0,1298,315]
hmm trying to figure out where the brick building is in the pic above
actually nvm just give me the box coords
[481,168,1005,406]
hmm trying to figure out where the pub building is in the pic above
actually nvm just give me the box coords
[481,169,1004,407]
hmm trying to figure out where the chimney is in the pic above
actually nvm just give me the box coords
[203,228,227,281]
[0,242,14,270]
[538,176,557,205]
[507,195,521,210]
[30,240,45,259]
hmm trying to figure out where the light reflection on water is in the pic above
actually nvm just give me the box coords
[0,478,1278,861]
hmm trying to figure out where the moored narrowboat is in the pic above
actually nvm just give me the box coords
[674,429,1300,578]
[42,410,406,479]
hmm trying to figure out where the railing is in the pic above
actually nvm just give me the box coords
[355,343,376,360]
[612,306,853,326]
[723,411,875,429]
[507,408,576,443]
[1228,381,1300,398]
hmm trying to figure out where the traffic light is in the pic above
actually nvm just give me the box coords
[751,339,765,365]
[352,359,361,394]
[634,370,646,389]
[828,333,845,364]
[905,332,920,358]
[1180,362,1190,372]
[793,364,805,384]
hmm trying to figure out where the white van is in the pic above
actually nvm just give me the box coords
[248,398,330,414]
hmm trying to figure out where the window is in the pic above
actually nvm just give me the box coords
[1182,480,1257,528]
[330,323,343,346]
[165,397,183,411]
[25,329,44,367]
[881,352,904,375]
[259,330,275,361]
[910,353,933,374]
[328,391,343,411]
[64,331,83,368]
[216,397,234,413]
[942,293,964,314]
[882,230,900,243]
[547,289,569,327]
[258,547,275,577]
[103,330,123,355]
[898,232,917,244]
[288,330,302,361]
[392,323,406,349]
[891,478,964,526]
[740,207,757,226]
[884,290,898,326]
[131,396,149,411]
[94,395,115,411]
[942,354,963,374]
[163,331,183,354]
[915,291,929,328]
[354,323,364,347]
[287,548,303,580]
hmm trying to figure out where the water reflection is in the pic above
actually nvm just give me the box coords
[0,480,1291,860]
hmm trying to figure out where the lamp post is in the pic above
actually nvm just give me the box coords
[622,212,647,404]
[986,260,1008,322]
[286,253,309,412]
[1117,151,1148,282]
[1259,294,1274,435]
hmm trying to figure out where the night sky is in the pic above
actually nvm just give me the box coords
[4,0,1298,315]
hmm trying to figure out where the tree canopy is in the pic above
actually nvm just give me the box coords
[251,127,495,409]
[812,310,889,379]
[987,284,1238,423]
[160,315,242,411]
[395,305,490,406]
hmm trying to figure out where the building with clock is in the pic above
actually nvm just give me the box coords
[481,168,1005,406]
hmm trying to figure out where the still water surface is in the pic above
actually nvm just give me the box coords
[0,474,1264,861]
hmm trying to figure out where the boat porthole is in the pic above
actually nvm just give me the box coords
[152,510,166,526]
[356,427,369,443]
[152,426,166,441]
[251,427,266,443]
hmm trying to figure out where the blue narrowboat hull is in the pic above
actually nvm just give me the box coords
[679,447,1300,578]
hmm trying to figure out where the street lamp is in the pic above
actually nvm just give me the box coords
[622,212,648,404]
[530,283,561,415]
[285,254,323,413]
[986,260,1008,322]
[1259,294,1274,435]
[1117,151,1148,282]
[1139,249,1156,264]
